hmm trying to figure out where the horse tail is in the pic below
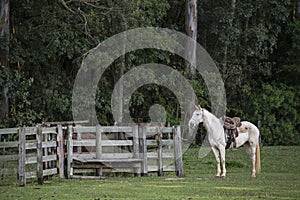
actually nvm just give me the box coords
[255,144,261,174]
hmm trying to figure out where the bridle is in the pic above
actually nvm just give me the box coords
[190,108,205,128]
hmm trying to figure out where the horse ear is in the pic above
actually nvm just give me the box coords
[194,105,202,110]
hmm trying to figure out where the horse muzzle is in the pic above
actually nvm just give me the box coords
[189,120,196,129]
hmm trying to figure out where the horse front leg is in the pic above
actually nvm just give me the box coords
[211,146,221,177]
[220,147,226,177]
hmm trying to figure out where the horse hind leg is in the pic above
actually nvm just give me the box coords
[244,142,256,178]
[244,143,256,178]
[255,144,261,174]
[211,146,222,177]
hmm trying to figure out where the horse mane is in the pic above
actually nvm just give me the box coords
[202,109,224,136]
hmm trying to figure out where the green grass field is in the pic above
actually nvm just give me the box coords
[1,146,299,199]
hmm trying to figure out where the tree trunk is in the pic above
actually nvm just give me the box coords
[222,0,236,74]
[0,0,9,68]
[115,14,128,125]
[297,0,300,19]
[0,0,9,124]
[185,0,197,78]
[0,85,8,123]
[185,0,197,139]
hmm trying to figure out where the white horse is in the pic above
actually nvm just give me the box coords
[188,105,261,178]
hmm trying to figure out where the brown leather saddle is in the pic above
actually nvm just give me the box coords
[223,116,242,149]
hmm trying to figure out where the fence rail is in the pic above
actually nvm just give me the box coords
[0,124,183,186]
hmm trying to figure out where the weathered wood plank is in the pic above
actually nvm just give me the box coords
[147,152,174,159]
[25,141,37,150]
[18,127,26,186]
[43,120,89,125]
[160,127,173,133]
[157,129,163,176]
[43,168,57,176]
[146,139,173,146]
[73,126,96,133]
[140,126,148,175]
[42,141,57,148]
[67,125,73,179]
[0,141,19,148]
[72,169,95,174]
[73,153,134,159]
[24,140,57,150]
[76,126,82,153]
[173,125,183,177]
[41,127,57,134]
[57,125,65,178]
[73,126,133,133]
[73,139,95,146]
[25,127,37,136]
[0,154,18,161]
[25,171,36,179]
[96,125,102,176]
[148,165,175,172]
[0,128,18,135]
[26,169,57,178]
[0,167,18,175]
[102,126,133,133]
[144,126,173,134]
[70,175,105,179]
[25,154,57,164]
[36,125,43,185]
[132,125,140,176]
[72,140,133,147]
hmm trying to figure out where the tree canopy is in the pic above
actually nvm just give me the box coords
[0,0,299,145]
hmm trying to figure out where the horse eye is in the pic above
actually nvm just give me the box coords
[196,113,200,116]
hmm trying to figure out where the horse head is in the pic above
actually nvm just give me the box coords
[188,105,204,129]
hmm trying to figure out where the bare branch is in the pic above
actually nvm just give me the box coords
[59,0,75,14]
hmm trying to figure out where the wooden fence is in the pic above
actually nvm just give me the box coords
[67,125,183,178]
[0,128,19,179]
[68,125,145,178]
[0,124,183,186]
[0,126,64,186]
[142,125,183,176]
[18,125,64,186]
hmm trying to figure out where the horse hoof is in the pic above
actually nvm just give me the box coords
[215,175,221,178]
[251,175,256,179]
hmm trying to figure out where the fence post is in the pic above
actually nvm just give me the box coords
[96,125,102,176]
[139,126,148,176]
[132,125,140,176]
[67,125,73,179]
[18,127,26,186]
[157,128,164,176]
[77,125,82,153]
[257,120,262,147]
[57,125,65,178]
[37,125,43,185]
[173,125,184,177]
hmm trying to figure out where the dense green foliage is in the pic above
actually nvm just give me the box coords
[0,0,299,145]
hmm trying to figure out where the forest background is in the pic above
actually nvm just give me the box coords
[0,0,299,146]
